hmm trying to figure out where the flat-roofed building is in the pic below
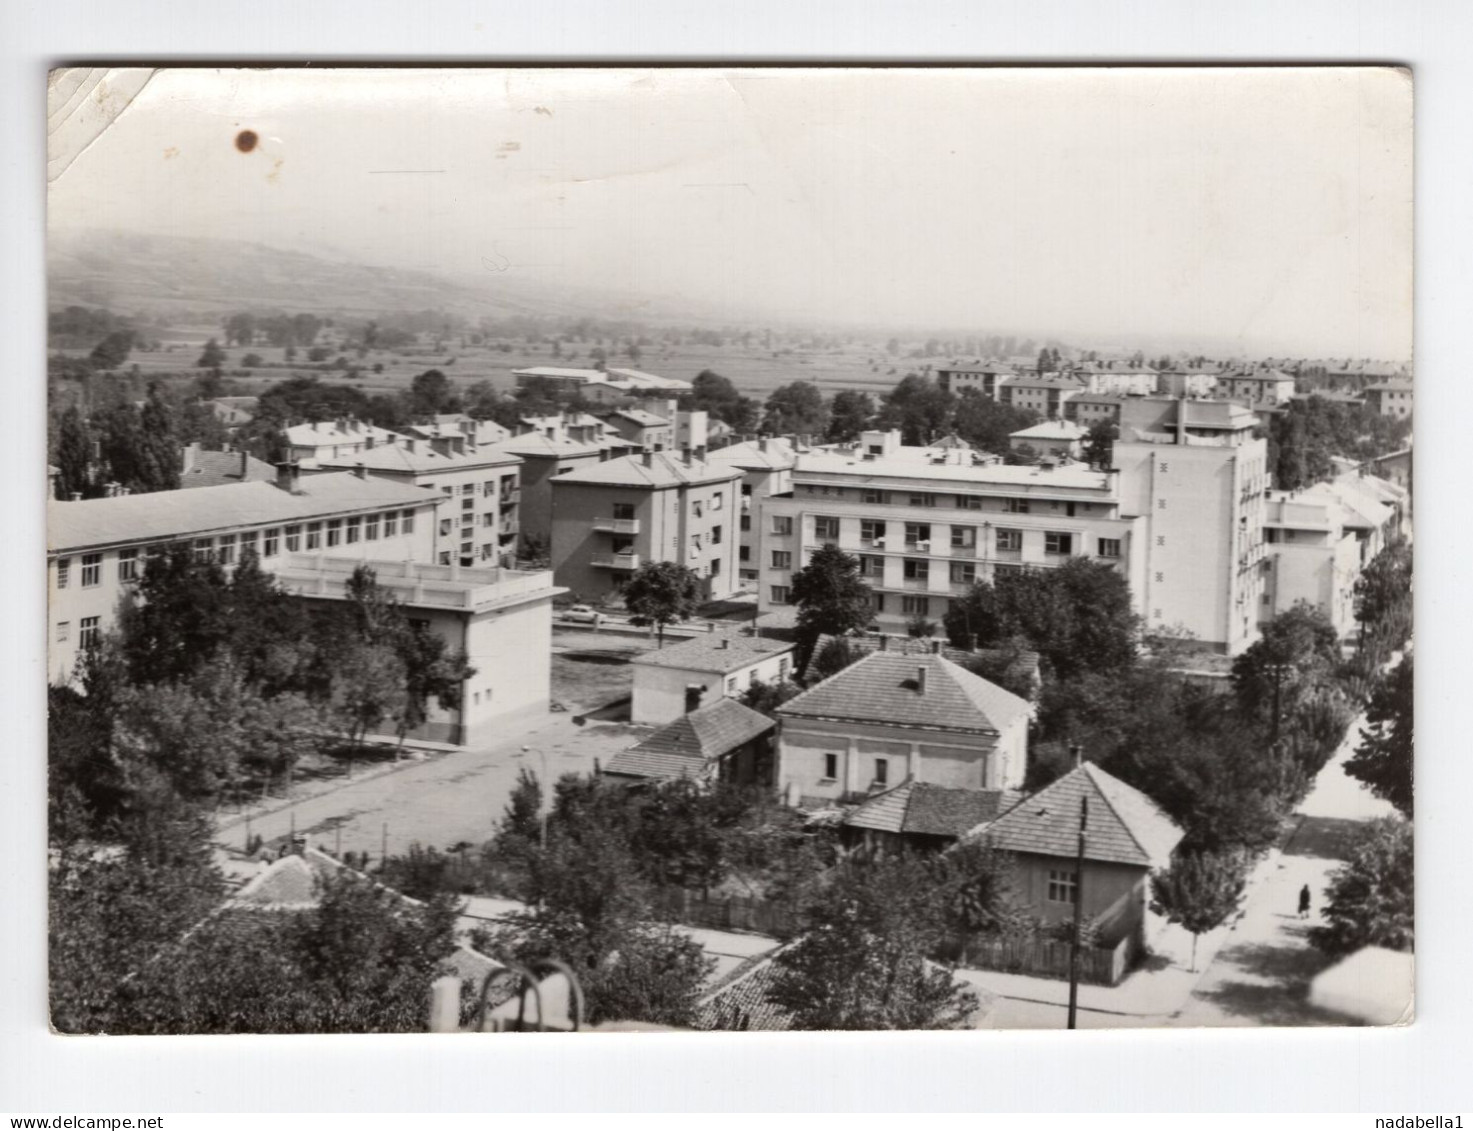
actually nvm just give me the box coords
[1260,490,1362,638]
[756,429,1147,634]
[549,450,745,602]
[512,365,692,397]
[47,470,442,684]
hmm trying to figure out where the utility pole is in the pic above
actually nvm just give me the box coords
[1067,795,1089,1030]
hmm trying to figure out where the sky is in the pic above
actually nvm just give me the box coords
[48,66,1413,358]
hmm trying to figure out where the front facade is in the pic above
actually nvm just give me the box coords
[549,451,744,603]
[486,418,625,550]
[1111,398,1269,653]
[1156,369,1220,399]
[1365,380,1414,419]
[706,437,798,588]
[1009,420,1087,459]
[1069,365,1159,397]
[284,419,405,462]
[935,362,1016,398]
[1064,394,1125,428]
[1260,491,1362,637]
[756,430,1147,635]
[47,472,442,684]
[999,375,1084,419]
[604,697,776,785]
[628,632,795,726]
[776,653,1032,805]
[1215,369,1296,406]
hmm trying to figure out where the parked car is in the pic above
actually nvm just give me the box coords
[563,604,603,625]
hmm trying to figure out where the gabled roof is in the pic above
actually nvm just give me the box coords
[978,762,1183,869]
[810,634,1041,694]
[1010,420,1087,442]
[706,437,798,471]
[605,408,670,427]
[844,780,1024,838]
[311,442,521,475]
[605,699,774,780]
[1365,380,1414,393]
[484,434,609,460]
[776,653,1031,735]
[284,421,404,447]
[631,632,793,675]
[1003,374,1086,391]
[551,451,743,489]
[178,448,277,490]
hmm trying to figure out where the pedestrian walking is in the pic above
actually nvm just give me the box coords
[1298,883,1311,920]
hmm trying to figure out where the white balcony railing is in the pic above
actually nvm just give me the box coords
[592,552,641,570]
[592,517,641,535]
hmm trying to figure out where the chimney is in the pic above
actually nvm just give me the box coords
[694,445,707,462]
[366,434,376,450]
[878,634,888,651]
[708,621,716,633]
[681,445,692,465]
[930,639,942,655]
[759,438,770,454]
[70,491,82,502]
[406,438,419,454]
[915,665,928,695]
[1071,743,1084,769]
[182,442,199,474]
[642,451,655,468]
[719,637,730,649]
[354,462,367,480]
[275,462,302,494]
[239,449,249,478]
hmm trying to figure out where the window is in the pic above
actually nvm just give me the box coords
[56,557,70,588]
[1047,870,1079,904]
[79,616,101,651]
[216,535,237,567]
[305,523,323,551]
[861,488,887,505]
[772,516,793,536]
[772,550,792,569]
[383,511,398,538]
[693,500,704,519]
[739,546,750,562]
[903,559,930,581]
[859,554,883,578]
[711,558,721,577]
[56,621,69,642]
[1004,498,1031,514]
[823,753,839,781]
[814,516,840,543]
[285,524,302,553]
[950,562,977,585]
[1158,498,1167,510]
[263,528,281,557]
[613,502,636,520]
[118,548,139,582]
[401,509,415,533]
[1098,538,1121,558]
[955,494,983,510]
[871,592,886,613]
[325,520,343,548]
[861,519,886,544]
[461,497,475,512]
[904,522,931,548]
[240,530,258,559]
[1044,532,1073,555]
[484,480,497,497]
[770,585,790,605]
[482,543,496,561]
[81,553,102,587]
[439,551,451,565]
[875,758,889,786]
[779,657,790,680]
[902,595,929,616]
[740,515,751,532]
[461,483,475,496]
[950,526,976,551]
[1065,502,1077,517]
[727,677,738,695]
[711,525,722,545]
[483,512,496,527]
[193,539,214,563]
[442,485,454,497]
[711,493,723,511]
[908,492,935,507]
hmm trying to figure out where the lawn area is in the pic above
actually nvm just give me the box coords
[550,630,648,714]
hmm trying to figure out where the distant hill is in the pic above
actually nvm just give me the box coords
[45,228,647,324]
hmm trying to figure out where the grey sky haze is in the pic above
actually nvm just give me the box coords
[48,66,1412,357]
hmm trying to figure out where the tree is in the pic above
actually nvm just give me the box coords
[765,856,980,1030]
[788,544,874,662]
[809,635,861,682]
[136,385,182,492]
[877,374,952,445]
[54,405,92,499]
[762,381,829,437]
[825,390,874,443]
[1344,655,1413,817]
[622,561,701,647]
[329,639,408,766]
[952,390,1038,455]
[1309,817,1414,958]
[1231,602,1342,741]
[410,368,458,416]
[89,329,136,370]
[1354,540,1413,646]
[1149,851,1247,971]
[197,338,227,370]
[1082,420,1117,469]
[740,676,805,718]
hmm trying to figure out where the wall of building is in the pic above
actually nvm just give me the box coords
[459,594,555,741]
[515,451,605,548]
[1012,853,1148,944]
[1264,532,1361,638]
[631,649,793,725]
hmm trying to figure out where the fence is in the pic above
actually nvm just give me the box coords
[955,930,1137,987]
[652,889,796,939]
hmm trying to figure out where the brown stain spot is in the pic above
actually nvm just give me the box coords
[534,106,553,117]
[163,146,179,160]
[267,157,284,184]
[235,129,259,153]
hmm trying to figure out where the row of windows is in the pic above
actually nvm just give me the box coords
[819,752,891,786]
[722,656,791,695]
[799,486,1065,514]
[773,526,1121,561]
[439,477,519,499]
[55,508,419,585]
[55,616,101,649]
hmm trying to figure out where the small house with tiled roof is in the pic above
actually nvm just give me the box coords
[809,634,1042,703]
[974,762,1183,950]
[842,780,1024,853]
[604,697,776,786]
[629,630,795,725]
[775,652,1032,806]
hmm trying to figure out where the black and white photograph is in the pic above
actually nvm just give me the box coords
[44,65,1414,1037]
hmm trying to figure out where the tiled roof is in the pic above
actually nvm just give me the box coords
[1010,421,1087,441]
[178,448,277,490]
[1003,375,1085,391]
[484,434,609,459]
[605,699,774,780]
[810,634,1040,693]
[776,653,1031,734]
[938,360,1016,374]
[706,437,798,471]
[284,421,405,447]
[48,474,440,555]
[311,442,521,475]
[1069,393,1127,406]
[979,762,1183,868]
[607,408,670,427]
[631,632,794,675]
[1365,380,1414,393]
[844,780,1024,838]
[550,451,743,489]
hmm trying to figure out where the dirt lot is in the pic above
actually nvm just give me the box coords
[549,628,650,715]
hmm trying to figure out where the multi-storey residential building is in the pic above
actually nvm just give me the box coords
[1364,380,1414,418]
[1111,398,1269,652]
[403,415,512,450]
[274,554,563,742]
[1260,489,1362,637]
[595,407,675,453]
[756,430,1148,633]
[934,361,1016,398]
[1214,368,1296,406]
[999,374,1085,419]
[285,419,405,462]
[1067,363,1159,397]
[304,436,523,567]
[1064,393,1126,428]
[706,436,798,587]
[47,469,442,684]
[1009,420,1087,460]
[1156,368,1220,398]
[549,450,744,602]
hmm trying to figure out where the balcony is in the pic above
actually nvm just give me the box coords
[993,547,1023,562]
[592,516,641,535]
[592,552,641,570]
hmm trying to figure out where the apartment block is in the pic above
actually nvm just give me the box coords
[1156,369,1220,398]
[1000,374,1085,419]
[1111,398,1269,653]
[1067,363,1160,397]
[706,436,798,587]
[1064,393,1126,428]
[1364,380,1413,419]
[1214,368,1296,406]
[1260,490,1362,638]
[755,430,1147,633]
[934,361,1017,398]
[285,419,406,462]
[549,450,744,602]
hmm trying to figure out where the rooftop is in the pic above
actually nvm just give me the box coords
[49,474,440,555]
[1003,374,1086,391]
[605,408,671,427]
[484,433,610,460]
[630,631,794,675]
[776,653,1031,735]
[844,780,1025,839]
[810,634,1041,692]
[706,437,799,471]
[604,699,775,781]
[551,451,744,489]
[310,441,521,475]
[178,446,277,490]
[284,420,405,447]
[977,762,1183,868]
[793,448,1112,491]
[1365,380,1414,393]
[273,554,562,613]
[1010,420,1088,442]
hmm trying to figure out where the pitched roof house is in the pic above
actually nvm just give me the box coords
[604,697,776,786]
